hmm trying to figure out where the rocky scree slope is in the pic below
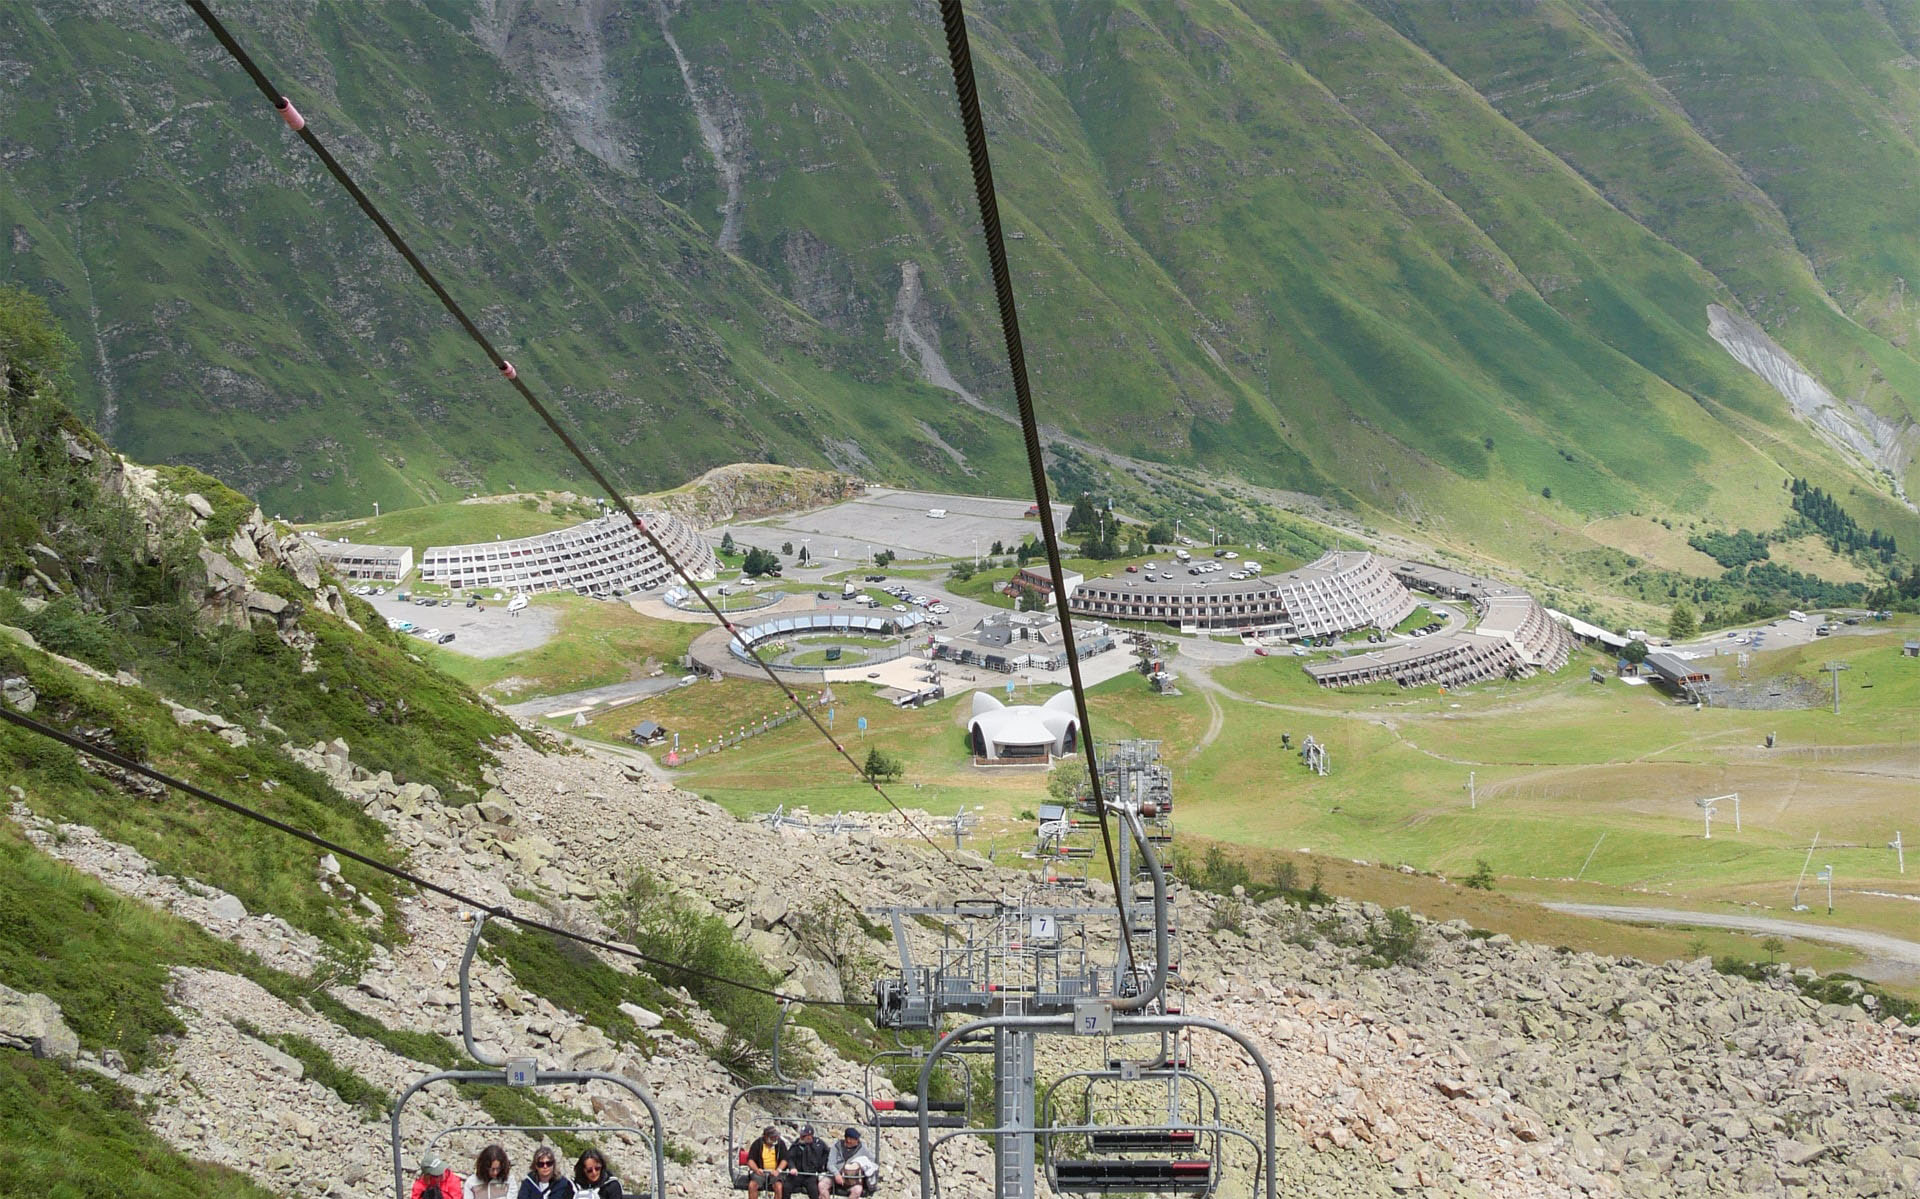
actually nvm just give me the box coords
[7,709,1920,1197]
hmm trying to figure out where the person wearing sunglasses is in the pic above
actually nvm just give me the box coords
[573,1148,623,1198]
[516,1147,574,1198]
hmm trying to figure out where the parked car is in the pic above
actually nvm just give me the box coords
[1126,564,1140,573]
[436,632,456,644]
[892,603,909,612]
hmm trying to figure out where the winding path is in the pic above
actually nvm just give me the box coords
[1545,903,1920,976]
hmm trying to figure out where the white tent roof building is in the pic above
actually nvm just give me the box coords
[967,690,1081,761]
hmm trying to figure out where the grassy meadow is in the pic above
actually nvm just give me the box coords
[548,611,1920,985]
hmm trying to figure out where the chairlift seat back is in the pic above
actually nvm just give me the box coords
[1052,1159,1213,1194]
[1088,1129,1199,1153]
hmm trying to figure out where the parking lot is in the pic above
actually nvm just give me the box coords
[706,487,1068,565]
[359,589,558,659]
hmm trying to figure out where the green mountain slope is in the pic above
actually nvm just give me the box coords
[2,1,1917,571]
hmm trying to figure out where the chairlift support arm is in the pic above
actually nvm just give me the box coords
[914,1015,1275,1199]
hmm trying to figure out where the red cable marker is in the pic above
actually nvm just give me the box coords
[274,97,304,131]
[498,360,517,381]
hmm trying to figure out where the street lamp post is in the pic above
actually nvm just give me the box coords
[1817,864,1834,915]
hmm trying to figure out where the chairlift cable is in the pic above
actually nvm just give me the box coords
[0,705,869,1010]
[179,0,956,866]
[934,0,1140,978]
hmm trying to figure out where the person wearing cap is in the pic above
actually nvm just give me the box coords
[827,1128,876,1198]
[779,1124,831,1199]
[412,1156,466,1199]
[743,1124,787,1199]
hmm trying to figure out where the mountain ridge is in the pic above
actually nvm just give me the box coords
[3,1,1918,573]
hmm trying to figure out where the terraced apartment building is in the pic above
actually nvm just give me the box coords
[418,511,717,596]
[1304,592,1574,689]
[1065,551,1416,636]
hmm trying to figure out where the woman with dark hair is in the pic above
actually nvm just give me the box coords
[516,1146,574,1198]
[465,1145,514,1199]
[573,1148,624,1198]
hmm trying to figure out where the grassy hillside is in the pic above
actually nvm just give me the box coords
[0,289,542,1188]
[1,2,1917,577]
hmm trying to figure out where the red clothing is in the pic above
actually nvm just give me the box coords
[413,1174,466,1199]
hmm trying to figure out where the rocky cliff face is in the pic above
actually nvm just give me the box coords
[15,425,359,656]
[642,463,862,529]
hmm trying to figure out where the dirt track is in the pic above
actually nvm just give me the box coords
[1545,902,1920,983]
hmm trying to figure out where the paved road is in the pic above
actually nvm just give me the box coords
[501,676,683,719]
[1545,903,1920,974]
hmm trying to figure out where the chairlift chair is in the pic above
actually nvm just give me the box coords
[726,1004,892,1195]
[1039,1057,1231,1197]
[391,913,667,1199]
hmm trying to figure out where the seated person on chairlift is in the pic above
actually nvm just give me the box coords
[780,1124,832,1199]
[517,1146,574,1199]
[413,1156,466,1199]
[827,1128,878,1198]
[573,1148,623,1198]
[744,1124,787,1199]
[465,1145,514,1199]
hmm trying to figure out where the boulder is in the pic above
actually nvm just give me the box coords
[184,492,216,520]
[0,676,35,713]
[245,589,290,617]
[618,1002,663,1030]
[208,894,248,922]
[0,984,79,1059]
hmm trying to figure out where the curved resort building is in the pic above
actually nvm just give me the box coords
[418,511,717,596]
[1304,592,1573,690]
[1065,551,1416,637]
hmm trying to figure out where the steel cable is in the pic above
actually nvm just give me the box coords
[0,704,869,1009]
[935,0,1139,980]
[181,0,953,864]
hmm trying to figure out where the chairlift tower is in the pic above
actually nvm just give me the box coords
[1822,661,1851,715]
[871,761,1273,1199]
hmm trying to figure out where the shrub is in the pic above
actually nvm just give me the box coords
[1362,909,1426,969]
[605,868,796,1077]
[1207,898,1248,936]
[1463,860,1497,891]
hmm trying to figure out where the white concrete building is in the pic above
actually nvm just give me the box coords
[305,536,414,582]
[418,511,716,596]
[967,690,1081,760]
